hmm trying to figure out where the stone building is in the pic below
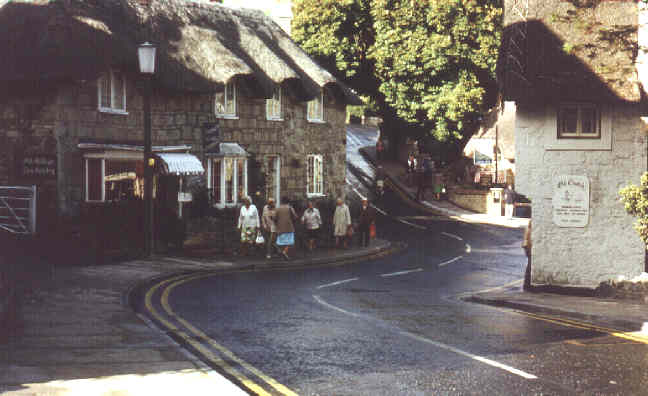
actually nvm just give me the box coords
[500,0,648,288]
[0,0,360,238]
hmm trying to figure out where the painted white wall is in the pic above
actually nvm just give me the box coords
[515,103,647,288]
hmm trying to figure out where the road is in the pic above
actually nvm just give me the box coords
[137,127,648,395]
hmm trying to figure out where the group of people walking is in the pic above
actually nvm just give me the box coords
[237,196,376,260]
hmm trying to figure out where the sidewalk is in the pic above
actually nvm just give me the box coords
[360,146,529,229]
[361,146,648,338]
[0,237,395,395]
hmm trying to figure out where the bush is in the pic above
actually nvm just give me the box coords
[619,172,648,245]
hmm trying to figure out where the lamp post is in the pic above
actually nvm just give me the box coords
[138,42,156,256]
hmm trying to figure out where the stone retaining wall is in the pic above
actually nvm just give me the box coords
[448,188,489,213]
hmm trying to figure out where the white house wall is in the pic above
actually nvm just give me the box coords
[515,103,646,288]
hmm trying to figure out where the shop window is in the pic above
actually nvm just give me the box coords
[85,157,143,202]
[307,154,323,196]
[98,70,127,114]
[266,85,282,120]
[215,80,237,118]
[209,157,247,206]
[558,104,600,139]
[307,90,324,122]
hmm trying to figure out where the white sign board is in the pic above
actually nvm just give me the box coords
[553,175,589,227]
[178,192,193,202]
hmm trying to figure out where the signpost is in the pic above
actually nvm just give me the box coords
[553,175,589,228]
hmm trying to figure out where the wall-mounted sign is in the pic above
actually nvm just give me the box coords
[553,175,589,228]
[20,155,56,179]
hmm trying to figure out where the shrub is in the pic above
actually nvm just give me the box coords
[619,172,648,245]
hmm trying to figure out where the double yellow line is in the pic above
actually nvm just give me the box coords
[145,272,298,396]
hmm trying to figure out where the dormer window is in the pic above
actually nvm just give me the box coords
[266,85,282,121]
[215,80,237,118]
[307,90,324,123]
[98,70,127,114]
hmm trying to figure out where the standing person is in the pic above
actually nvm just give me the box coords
[522,221,532,290]
[301,200,322,252]
[357,199,376,247]
[332,197,352,249]
[416,156,432,201]
[261,197,278,259]
[237,196,260,256]
[375,138,384,162]
[275,197,297,260]
[407,154,417,186]
[504,184,517,219]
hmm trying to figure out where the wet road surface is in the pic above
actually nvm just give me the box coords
[137,127,648,395]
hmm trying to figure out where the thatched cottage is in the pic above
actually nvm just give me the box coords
[500,0,648,288]
[0,0,360,240]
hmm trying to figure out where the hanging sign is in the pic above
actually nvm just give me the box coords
[20,154,57,179]
[553,175,589,227]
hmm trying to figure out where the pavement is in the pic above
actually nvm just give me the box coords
[0,235,396,395]
[360,144,648,340]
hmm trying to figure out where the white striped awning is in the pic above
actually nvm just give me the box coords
[157,153,204,175]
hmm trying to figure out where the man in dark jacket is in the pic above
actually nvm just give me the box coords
[357,199,376,247]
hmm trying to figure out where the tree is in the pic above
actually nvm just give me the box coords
[292,0,502,156]
[619,173,648,246]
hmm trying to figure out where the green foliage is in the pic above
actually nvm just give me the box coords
[619,173,648,246]
[293,0,502,151]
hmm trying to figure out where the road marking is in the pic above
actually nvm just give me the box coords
[401,331,537,379]
[163,257,233,267]
[372,205,387,216]
[317,277,359,289]
[313,294,362,318]
[160,274,299,396]
[381,268,423,278]
[441,232,463,241]
[395,217,427,230]
[438,256,463,267]
[144,275,268,395]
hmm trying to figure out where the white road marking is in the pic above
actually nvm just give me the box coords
[438,256,463,267]
[441,232,463,241]
[316,278,359,290]
[396,218,427,230]
[313,294,537,380]
[372,205,387,216]
[313,295,361,317]
[402,331,537,379]
[163,257,234,267]
[380,268,423,278]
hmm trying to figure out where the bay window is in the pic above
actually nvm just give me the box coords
[209,156,247,206]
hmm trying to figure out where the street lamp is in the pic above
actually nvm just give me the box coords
[138,42,156,256]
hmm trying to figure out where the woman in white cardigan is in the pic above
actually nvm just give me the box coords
[238,196,260,256]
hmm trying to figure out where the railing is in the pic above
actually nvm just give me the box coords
[0,186,37,234]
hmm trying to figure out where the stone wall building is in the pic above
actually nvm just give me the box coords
[500,0,648,287]
[0,0,360,240]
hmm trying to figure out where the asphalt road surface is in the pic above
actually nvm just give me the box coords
[137,128,648,395]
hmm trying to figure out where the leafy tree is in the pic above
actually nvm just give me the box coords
[619,173,648,246]
[292,0,502,156]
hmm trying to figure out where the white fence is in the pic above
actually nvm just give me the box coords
[0,186,37,234]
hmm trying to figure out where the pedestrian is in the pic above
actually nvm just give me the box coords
[407,154,417,186]
[301,200,322,252]
[432,171,444,201]
[275,197,297,260]
[416,156,432,201]
[237,196,260,256]
[261,197,278,259]
[376,138,384,162]
[504,184,517,219]
[332,197,352,249]
[522,220,532,290]
[357,198,376,247]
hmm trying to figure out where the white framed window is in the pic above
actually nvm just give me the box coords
[306,154,324,196]
[84,153,144,202]
[266,85,282,120]
[208,157,247,206]
[557,103,600,139]
[98,70,127,114]
[307,90,324,122]
[215,80,237,118]
[266,155,281,203]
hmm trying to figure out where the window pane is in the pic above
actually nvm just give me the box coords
[237,159,245,200]
[225,82,236,115]
[315,156,323,194]
[224,158,234,203]
[580,107,596,134]
[266,156,277,201]
[307,155,314,194]
[105,159,140,201]
[100,74,111,108]
[559,107,578,134]
[112,71,125,110]
[212,159,221,203]
[87,159,102,201]
[215,91,226,115]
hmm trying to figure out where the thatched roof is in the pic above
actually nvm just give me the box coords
[499,0,643,105]
[0,0,362,104]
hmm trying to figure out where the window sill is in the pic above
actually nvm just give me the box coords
[307,193,326,198]
[267,117,284,122]
[307,119,326,124]
[98,108,128,115]
[216,114,239,120]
